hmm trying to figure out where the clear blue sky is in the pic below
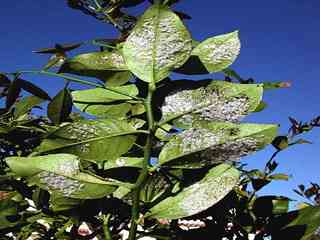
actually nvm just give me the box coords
[0,0,319,203]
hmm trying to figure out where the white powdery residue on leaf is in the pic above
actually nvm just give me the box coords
[203,35,240,67]
[126,17,155,70]
[56,157,80,175]
[179,128,221,154]
[161,89,196,117]
[200,137,258,164]
[65,122,99,139]
[179,172,238,216]
[156,13,192,70]
[115,158,126,167]
[39,172,84,197]
[161,87,250,124]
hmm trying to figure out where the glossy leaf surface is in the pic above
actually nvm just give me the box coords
[146,164,239,219]
[123,4,192,83]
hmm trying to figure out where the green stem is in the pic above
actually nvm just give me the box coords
[15,70,142,101]
[128,85,155,240]
[102,214,112,240]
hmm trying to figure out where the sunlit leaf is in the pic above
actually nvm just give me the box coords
[192,31,240,73]
[123,4,192,83]
[59,50,128,80]
[159,122,278,168]
[36,119,139,164]
[103,157,143,170]
[6,154,123,199]
[161,80,263,128]
[146,164,239,219]
[71,85,138,117]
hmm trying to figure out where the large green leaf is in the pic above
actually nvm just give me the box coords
[36,119,138,164]
[158,122,278,168]
[192,31,240,73]
[123,4,192,83]
[271,206,320,240]
[6,154,125,199]
[146,164,240,220]
[161,80,263,128]
[47,88,73,125]
[71,85,138,117]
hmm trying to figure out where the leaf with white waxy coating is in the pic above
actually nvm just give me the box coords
[5,154,124,199]
[71,85,138,117]
[158,122,278,168]
[146,164,240,220]
[192,31,240,73]
[60,50,127,74]
[59,50,132,83]
[123,4,192,83]
[104,157,143,170]
[161,80,263,128]
[36,119,138,164]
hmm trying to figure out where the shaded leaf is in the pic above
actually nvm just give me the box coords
[33,43,82,54]
[253,196,290,217]
[14,96,45,118]
[268,174,290,181]
[263,81,292,90]
[192,31,240,73]
[18,79,51,100]
[159,122,278,168]
[272,136,289,150]
[270,206,320,240]
[146,164,239,220]
[47,88,73,125]
[123,4,192,83]
[0,73,11,87]
[6,79,21,109]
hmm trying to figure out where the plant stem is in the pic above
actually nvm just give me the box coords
[128,85,155,240]
[15,70,143,101]
[102,214,112,240]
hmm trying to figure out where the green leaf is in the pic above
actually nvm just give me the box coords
[104,71,133,87]
[161,80,263,128]
[263,81,291,90]
[0,193,20,230]
[268,173,290,181]
[49,194,83,212]
[71,85,138,117]
[158,122,278,168]
[271,206,320,240]
[36,119,138,164]
[59,50,128,80]
[47,88,73,125]
[192,31,240,73]
[14,96,44,118]
[146,164,239,220]
[123,4,192,83]
[103,157,143,170]
[6,154,122,199]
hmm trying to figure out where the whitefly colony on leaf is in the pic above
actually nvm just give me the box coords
[180,171,239,216]
[39,172,84,197]
[161,86,250,124]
